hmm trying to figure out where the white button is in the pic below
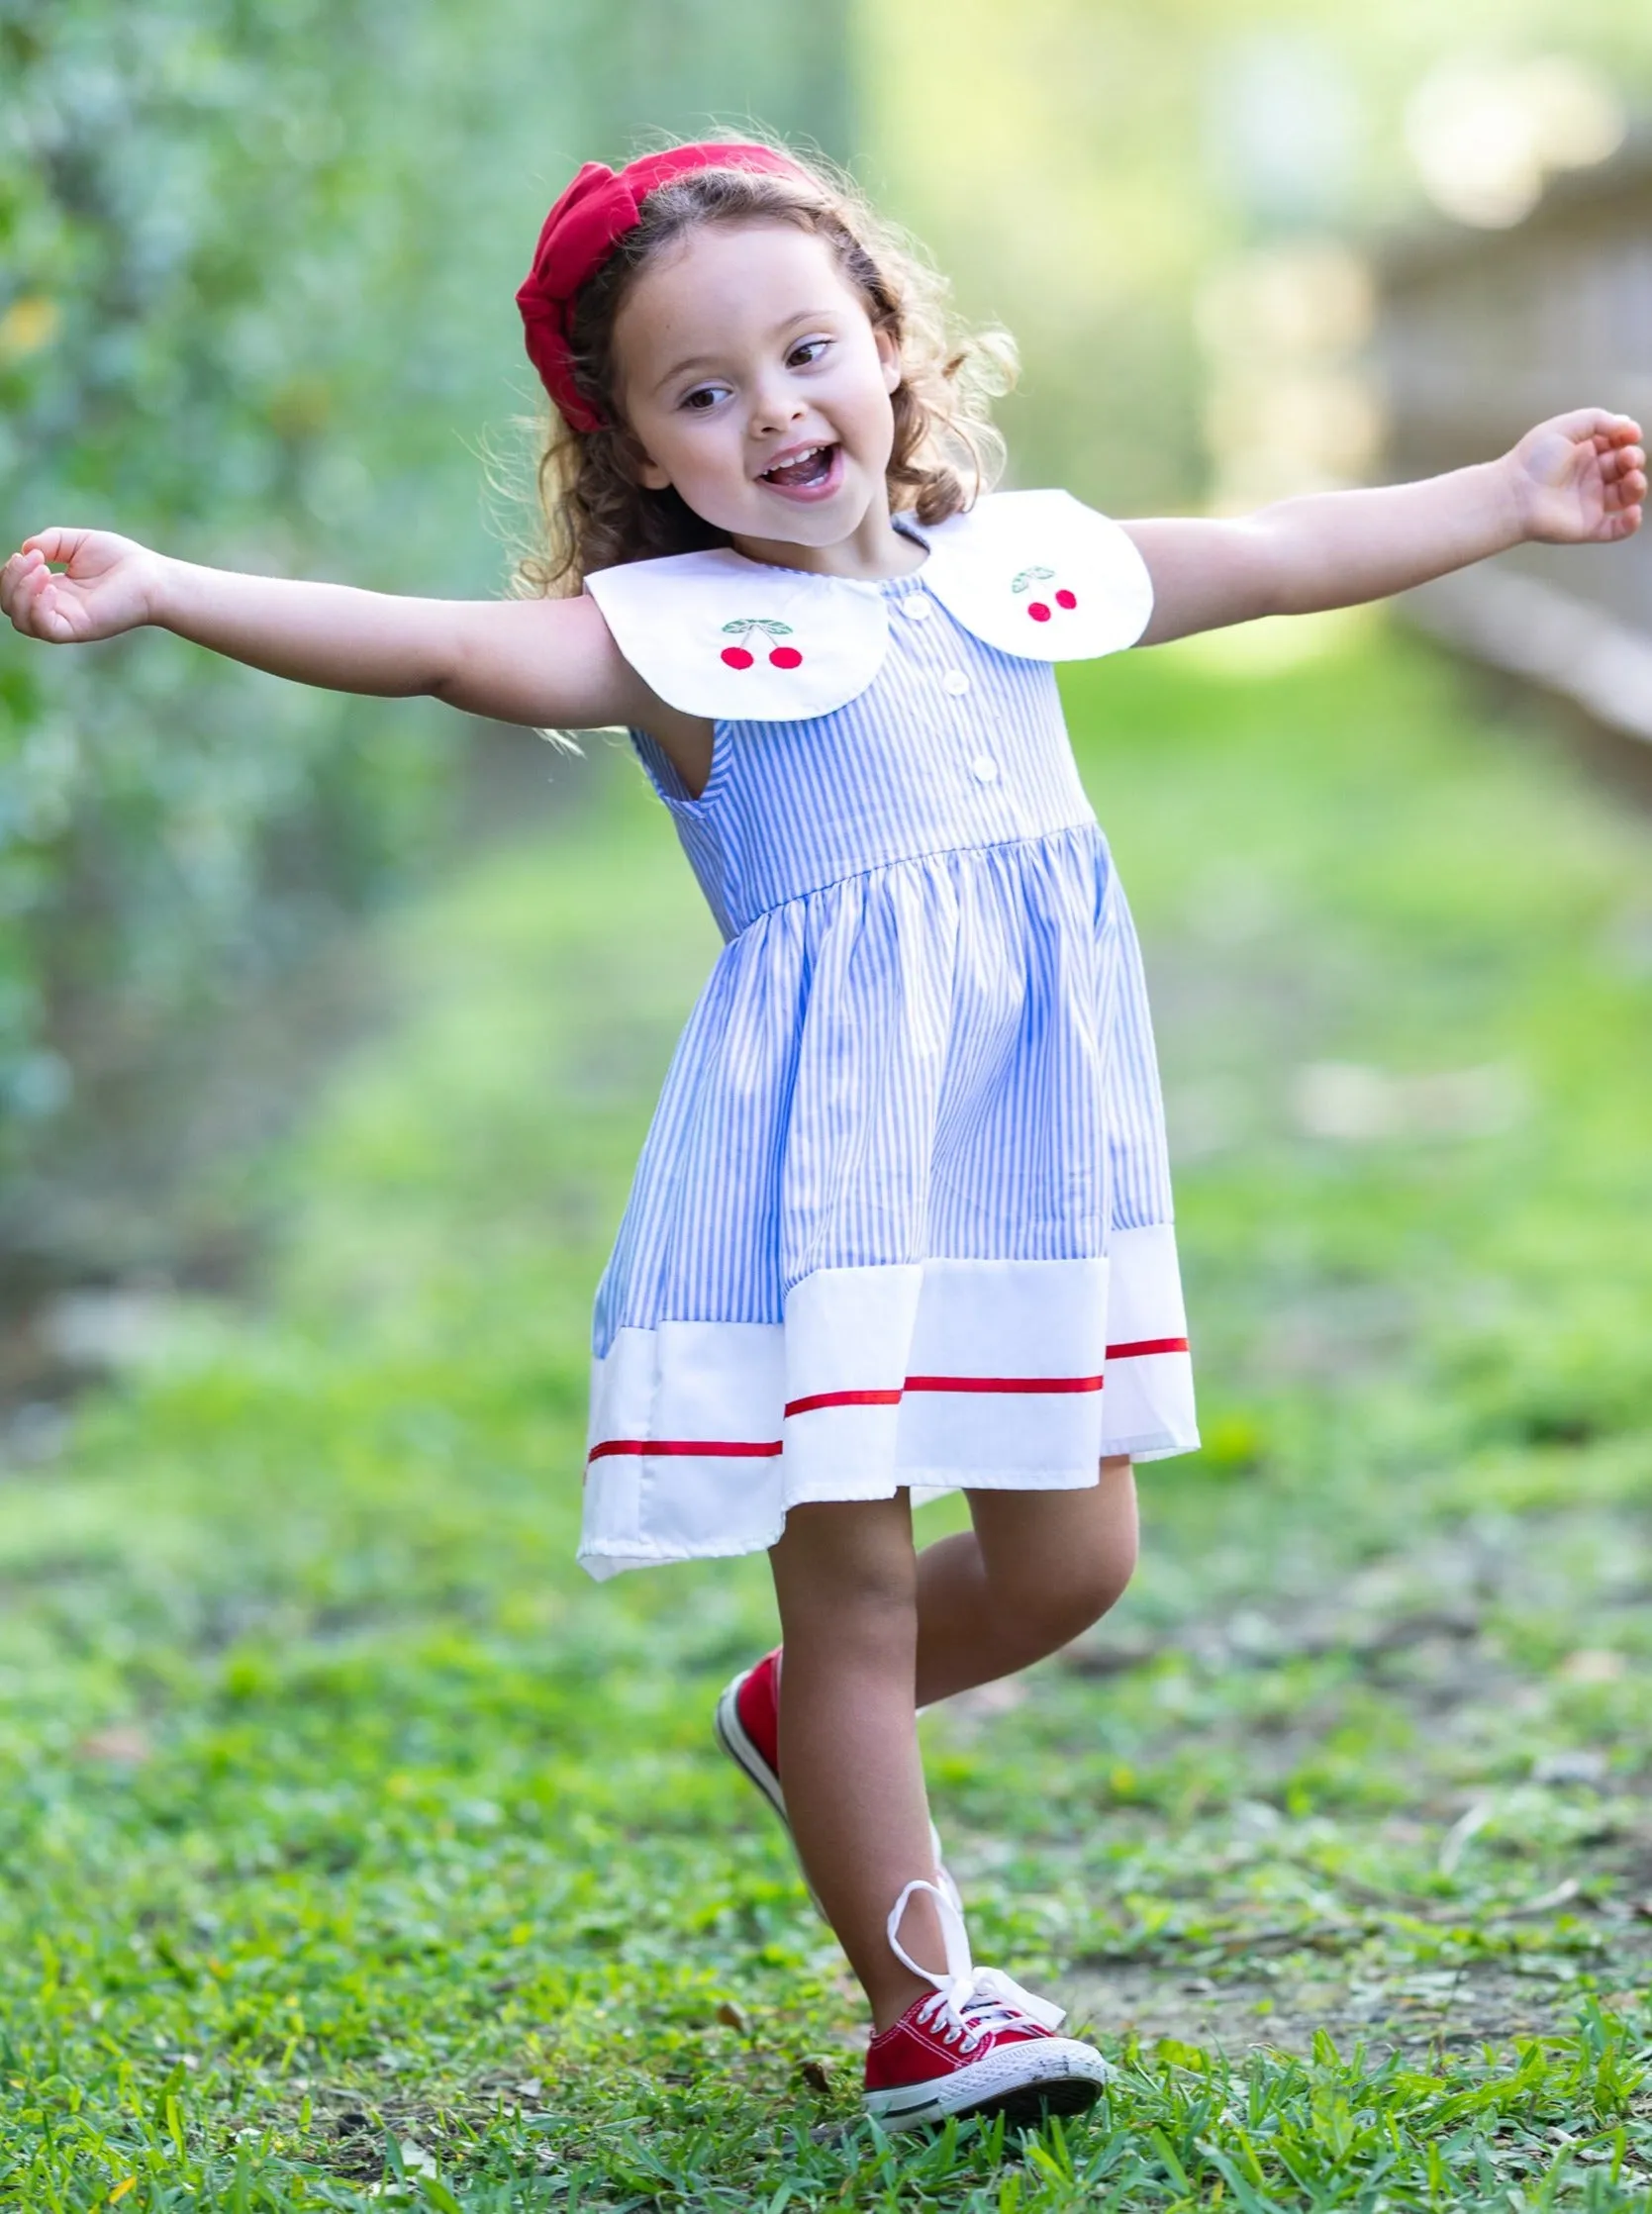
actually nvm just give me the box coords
[901,594,935,622]
[941,668,970,695]
[970,754,1000,783]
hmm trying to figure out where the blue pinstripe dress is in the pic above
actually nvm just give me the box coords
[577,490,1198,1580]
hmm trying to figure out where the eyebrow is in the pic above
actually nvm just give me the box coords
[649,308,844,396]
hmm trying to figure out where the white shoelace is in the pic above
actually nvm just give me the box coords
[886,1878,1066,2054]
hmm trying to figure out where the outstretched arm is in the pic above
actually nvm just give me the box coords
[0,528,648,732]
[1126,409,1646,647]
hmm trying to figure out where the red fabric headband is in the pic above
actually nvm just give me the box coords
[516,142,810,433]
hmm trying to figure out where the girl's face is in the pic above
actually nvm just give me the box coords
[613,221,904,568]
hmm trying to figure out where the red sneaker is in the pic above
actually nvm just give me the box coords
[714,1652,962,1910]
[862,1880,1109,2132]
[714,1647,785,1824]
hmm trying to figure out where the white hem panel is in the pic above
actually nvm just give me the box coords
[579,1237,1198,1579]
[1099,1223,1198,1459]
[581,1320,786,1570]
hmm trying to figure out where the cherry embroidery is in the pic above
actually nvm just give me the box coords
[721,617,803,670]
[1012,565,1078,623]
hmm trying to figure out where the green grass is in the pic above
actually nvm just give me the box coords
[1,624,1650,2209]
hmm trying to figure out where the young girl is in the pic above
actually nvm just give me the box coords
[3,139,1642,2133]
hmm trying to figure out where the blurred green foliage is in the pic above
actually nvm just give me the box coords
[0,0,849,1227]
[863,0,1652,512]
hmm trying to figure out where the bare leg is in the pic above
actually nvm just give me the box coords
[914,1459,1138,1708]
[768,1493,948,2031]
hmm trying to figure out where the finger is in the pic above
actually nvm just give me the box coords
[9,557,41,624]
[0,547,43,620]
[1552,411,1642,463]
[1604,491,1642,535]
[5,558,46,631]
[1586,415,1643,454]
[15,562,58,636]
[20,564,75,641]
[20,527,87,567]
[1595,456,1637,508]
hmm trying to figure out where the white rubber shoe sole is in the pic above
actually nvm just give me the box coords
[864,2036,1111,2131]
[713,1669,787,1824]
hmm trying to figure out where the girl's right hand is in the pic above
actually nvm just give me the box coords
[1,528,163,644]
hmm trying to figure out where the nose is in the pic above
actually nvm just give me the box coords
[748,369,807,440]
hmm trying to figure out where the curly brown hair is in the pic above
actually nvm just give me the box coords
[511,143,1017,601]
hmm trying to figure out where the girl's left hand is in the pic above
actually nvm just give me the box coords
[1508,410,1645,543]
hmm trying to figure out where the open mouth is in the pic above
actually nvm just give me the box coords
[758,442,840,493]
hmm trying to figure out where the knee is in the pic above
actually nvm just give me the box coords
[772,1502,918,1654]
[790,1565,918,1668]
[993,1516,1138,1653]
[1022,1537,1137,1648]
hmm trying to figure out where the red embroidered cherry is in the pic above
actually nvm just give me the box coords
[1055,588,1077,610]
[769,645,803,669]
[1027,601,1051,623]
[721,645,754,669]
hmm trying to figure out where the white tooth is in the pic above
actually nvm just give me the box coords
[763,443,827,479]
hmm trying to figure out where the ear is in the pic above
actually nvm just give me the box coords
[874,325,903,394]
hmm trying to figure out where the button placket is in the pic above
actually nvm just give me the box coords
[939,661,995,785]
[896,588,1002,791]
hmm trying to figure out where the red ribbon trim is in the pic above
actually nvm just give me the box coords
[585,1343,1191,1463]
[783,1387,907,1417]
[587,1436,783,1464]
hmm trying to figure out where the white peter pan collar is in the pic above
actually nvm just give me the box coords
[584,489,1153,722]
